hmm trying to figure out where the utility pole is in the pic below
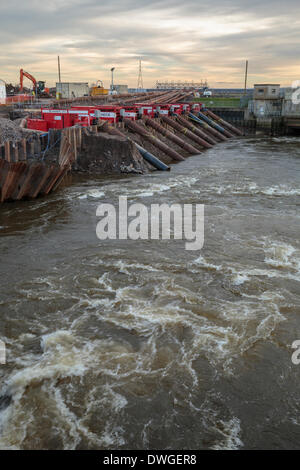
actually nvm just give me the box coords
[57,55,62,100]
[137,57,143,90]
[58,56,61,83]
[244,60,248,95]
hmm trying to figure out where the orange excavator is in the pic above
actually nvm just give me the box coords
[20,69,49,95]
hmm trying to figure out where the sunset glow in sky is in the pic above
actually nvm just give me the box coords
[1,0,300,88]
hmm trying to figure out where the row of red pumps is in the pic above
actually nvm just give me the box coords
[27,102,203,132]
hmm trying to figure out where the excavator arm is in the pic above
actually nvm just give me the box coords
[20,69,37,92]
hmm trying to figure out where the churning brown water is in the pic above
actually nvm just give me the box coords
[0,135,300,450]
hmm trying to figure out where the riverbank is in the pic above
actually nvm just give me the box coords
[0,110,242,202]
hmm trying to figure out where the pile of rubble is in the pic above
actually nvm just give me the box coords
[0,117,26,144]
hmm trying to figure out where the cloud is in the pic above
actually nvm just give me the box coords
[0,0,300,87]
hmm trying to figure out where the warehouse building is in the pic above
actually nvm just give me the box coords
[56,82,89,99]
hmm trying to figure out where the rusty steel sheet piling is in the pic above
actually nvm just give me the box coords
[188,113,227,142]
[144,117,200,155]
[161,115,212,149]
[0,158,70,203]
[176,114,218,146]
[0,126,76,202]
[204,109,243,136]
[124,119,185,162]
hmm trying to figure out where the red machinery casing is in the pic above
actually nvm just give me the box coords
[27,102,196,131]
[27,118,49,131]
[190,103,202,112]
[120,106,138,121]
[135,103,156,118]
[71,105,121,123]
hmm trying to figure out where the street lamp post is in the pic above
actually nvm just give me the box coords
[111,67,115,92]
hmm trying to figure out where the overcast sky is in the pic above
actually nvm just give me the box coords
[0,0,299,88]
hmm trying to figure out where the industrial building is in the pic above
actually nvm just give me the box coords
[113,84,128,94]
[253,84,280,100]
[251,84,282,118]
[56,82,89,99]
[0,79,6,104]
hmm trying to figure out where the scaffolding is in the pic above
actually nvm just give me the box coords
[155,80,208,90]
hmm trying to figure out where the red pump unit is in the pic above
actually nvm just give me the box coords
[26,102,201,132]
[134,103,156,118]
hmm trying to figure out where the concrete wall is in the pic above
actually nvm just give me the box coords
[282,100,300,117]
[250,99,282,117]
[0,79,6,104]
[282,88,300,116]
[56,82,89,99]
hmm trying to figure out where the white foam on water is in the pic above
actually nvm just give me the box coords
[138,192,154,197]
[193,255,222,272]
[78,189,105,199]
[46,383,127,449]
[206,182,300,197]
[114,259,161,275]
[216,238,300,283]
[0,329,133,449]
[1,232,293,448]
[231,273,250,285]
[210,417,244,450]
[96,272,115,292]
[264,241,298,269]
[106,175,199,198]
[0,267,287,449]
[261,186,300,196]
[91,276,285,377]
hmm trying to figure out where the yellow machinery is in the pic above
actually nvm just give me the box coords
[90,80,109,96]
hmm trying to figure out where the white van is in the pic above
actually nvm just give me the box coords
[203,90,212,97]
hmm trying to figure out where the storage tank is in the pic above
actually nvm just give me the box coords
[0,79,6,104]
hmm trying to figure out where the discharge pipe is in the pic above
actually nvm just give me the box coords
[100,121,170,170]
[135,143,170,171]
[160,115,212,149]
[145,117,200,155]
[188,113,227,142]
[197,111,234,137]
[204,109,243,136]
[176,115,217,145]
[124,119,185,162]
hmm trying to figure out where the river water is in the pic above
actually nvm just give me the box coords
[0,135,299,450]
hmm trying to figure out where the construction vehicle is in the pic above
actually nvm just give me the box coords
[90,80,109,96]
[20,69,49,96]
[202,86,212,97]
